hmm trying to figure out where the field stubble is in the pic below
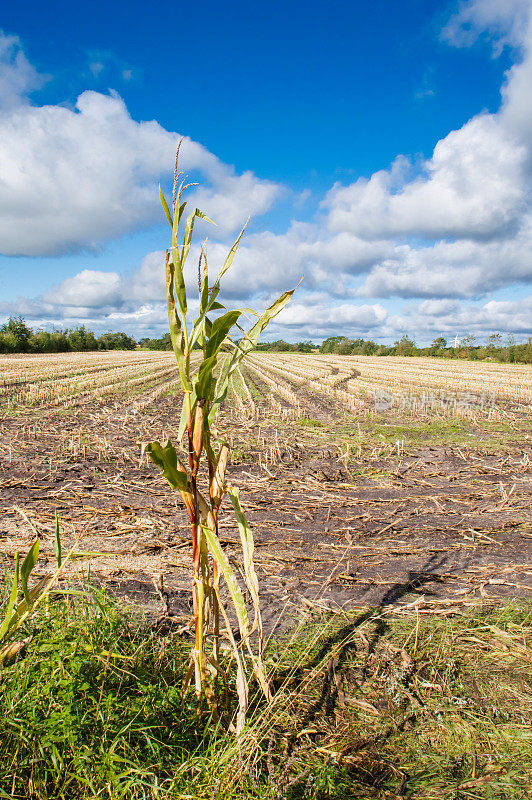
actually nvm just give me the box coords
[0,350,530,624]
[1,350,531,797]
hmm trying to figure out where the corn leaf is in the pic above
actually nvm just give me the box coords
[159,185,173,227]
[195,355,217,401]
[171,247,187,316]
[0,553,20,641]
[182,208,215,269]
[0,637,31,666]
[8,576,52,639]
[214,585,249,734]
[177,386,197,442]
[205,310,242,359]
[227,486,261,633]
[145,441,190,492]
[166,258,191,390]
[211,221,247,290]
[53,511,61,568]
[200,275,210,314]
[244,288,295,350]
[20,538,39,607]
[201,524,249,640]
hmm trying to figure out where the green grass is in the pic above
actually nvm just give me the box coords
[310,415,527,456]
[265,603,532,799]
[297,418,325,428]
[1,587,531,799]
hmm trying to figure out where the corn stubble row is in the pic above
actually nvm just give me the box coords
[0,351,177,410]
[1,350,529,419]
[246,353,531,418]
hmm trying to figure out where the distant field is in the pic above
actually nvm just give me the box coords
[1,350,530,416]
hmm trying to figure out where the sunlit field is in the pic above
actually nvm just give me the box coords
[1,350,531,797]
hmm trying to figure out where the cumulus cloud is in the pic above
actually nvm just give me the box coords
[41,269,121,307]
[0,33,281,257]
[356,217,532,297]
[391,295,532,340]
[441,0,531,53]
[3,1,532,343]
[324,115,527,241]
[316,0,532,307]
[0,32,45,111]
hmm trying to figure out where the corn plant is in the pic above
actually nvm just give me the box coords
[0,515,66,666]
[145,144,295,731]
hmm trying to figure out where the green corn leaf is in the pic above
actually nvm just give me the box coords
[207,289,295,424]
[245,288,295,349]
[188,222,248,352]
[195,354,217,401]
[159,185,173,227]
[176,200,187,227]
[198,209,215,224]
[178,401,188,444]
[178,387,196,442]
[201,524,249,640]
[227,486,258,595]
[0,553,20,642]
[172,197,181,247]
[200,275,209,314]
[20,538,39,607]
[12,575,54,623]
[171,247,187,315]
[205,310,242,359]
[53,511,62,568]
[166,260,191,390]
[145,441,190,492]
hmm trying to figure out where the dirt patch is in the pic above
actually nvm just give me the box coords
[1,390,531,634]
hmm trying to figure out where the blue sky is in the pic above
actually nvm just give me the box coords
[0,0,531,343]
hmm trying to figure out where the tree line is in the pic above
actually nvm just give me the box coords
[258,334,532,364]
[2,317,531,363]
[0,317,137,354]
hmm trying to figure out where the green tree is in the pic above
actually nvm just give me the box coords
[395,335,416,356]
[320,336,347,353]
[431,336,447,352]
[67,326,98,351]
[0,317,32,352]
[487,333,502,350]
[97,331,137,350]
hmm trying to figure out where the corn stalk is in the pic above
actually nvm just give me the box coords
[145,144,295,731]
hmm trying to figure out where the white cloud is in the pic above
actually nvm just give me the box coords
[42,269,121,307]
[88,61,105,78]
[318,0,532,305]
[391,295,532,340]
[276,300,387,331]
[2,3,532,343]
[356,217,532,297]
[0,34,281,257]
[0,31,45,110]
[442,0,531,53]
[324,113,527,241]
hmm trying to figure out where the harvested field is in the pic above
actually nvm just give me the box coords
[1,350,531,631]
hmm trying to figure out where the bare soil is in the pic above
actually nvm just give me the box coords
[1,387,531,634]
